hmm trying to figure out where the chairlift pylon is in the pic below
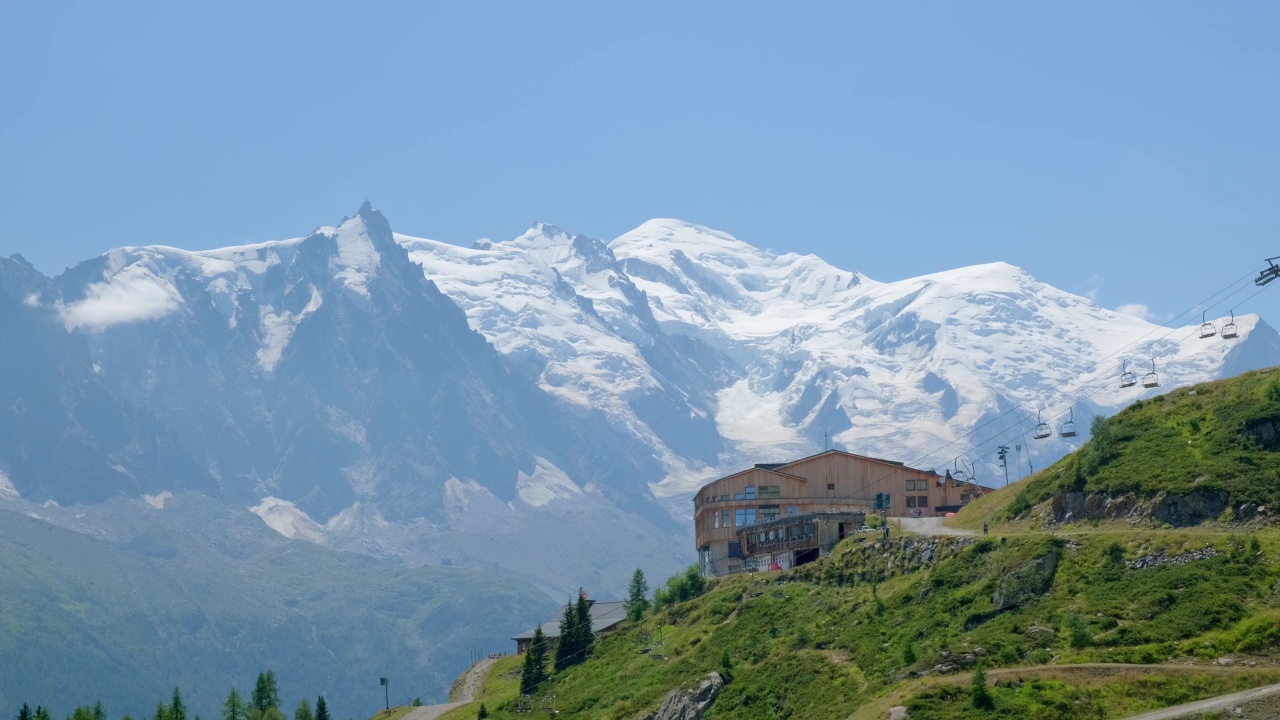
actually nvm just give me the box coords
[1142,358,1160,389]
[1199,311,1216,339]
[1119,359,1137,389]
[1059,407,1078,438]
[952,456,969,483]
[1033,410,1051,440]
[1222,310,1238,339]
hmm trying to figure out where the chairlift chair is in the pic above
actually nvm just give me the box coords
[515,695,533,713]
[1256,257,1280,287]
[1033,410,1052,440]
[1199,311,1217,339]
[1119,359,1137,389]
[1222,311,1239,339]
[540,695,559,716]
[1142,359,1160,389]
[1059,407,1078,438]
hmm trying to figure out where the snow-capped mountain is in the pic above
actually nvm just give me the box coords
[403,217,1280,495]
[2,205,1276,596]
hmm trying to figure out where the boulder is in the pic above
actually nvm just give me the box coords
[641,672,725,720]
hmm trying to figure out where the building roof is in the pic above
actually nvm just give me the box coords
[512,600,628,641]
[777,448,937,474]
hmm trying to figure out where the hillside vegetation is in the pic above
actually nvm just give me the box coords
[417,369,1280,719]
[1004,367,1280,524]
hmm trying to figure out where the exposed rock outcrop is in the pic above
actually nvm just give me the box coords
[1051,489,1230,527]
[992,549,1060,611]
[1125,546,1220,569]
[641,672,725,720]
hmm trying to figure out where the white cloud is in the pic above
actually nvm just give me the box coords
[59,265,183,331]
[1078,274,1104,302]
[1115,303,1152,320]
[1115,303,1172,324]
[22,293,41,308]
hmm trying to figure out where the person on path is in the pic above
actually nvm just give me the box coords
[983,522,989,535]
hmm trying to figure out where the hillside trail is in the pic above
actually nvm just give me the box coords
[1117,682,1280,719]
[896,517,974,537]
[402,657,498,720]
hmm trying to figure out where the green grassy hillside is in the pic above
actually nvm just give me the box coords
[1005,367,1280,524]
[425,529,1280,720]
[0,498,557,720]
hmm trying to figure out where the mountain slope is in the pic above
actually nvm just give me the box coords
[0,496,555,720]
[0,255,208,504]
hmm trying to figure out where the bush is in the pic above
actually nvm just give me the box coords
[652,565,708,611]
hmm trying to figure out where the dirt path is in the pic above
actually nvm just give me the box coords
[1117,682,1280,719]
[402,658,498,720]
[896,517,975,537]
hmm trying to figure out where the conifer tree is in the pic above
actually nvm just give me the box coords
[552,603,577,672]
[574,591,594,659]
[251,673,280,714]
[313,697,329,720]
[292,700,311,720]
[19,703,33,720]
[626,569,650,622]
[170,689,186,720]
[222,690,245,720]
[34,708,51,720]
[476,704,487,719]
[520,625,548,695]
[152,703,167,720]
[92,702,106,720]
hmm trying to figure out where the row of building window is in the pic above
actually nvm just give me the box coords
[904,495,930,507]
[711,505,801,529]
[702,485,784,505]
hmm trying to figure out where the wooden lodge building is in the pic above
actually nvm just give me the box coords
[694,450,993,575]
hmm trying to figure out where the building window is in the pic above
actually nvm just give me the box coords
[713,512,720,529]
[759,485,781,499]
[728,541,743,559]
[745,487,756,500]
[787,506,800,516]
[906,496,916,508]
[917,495,928,507]
[906,480,916,491]
[960,493,971,503]
[827,483,835,491]
[721,494,728,502]
[734,492,743,500]
[735,508,757,526]
[759,505,780,522]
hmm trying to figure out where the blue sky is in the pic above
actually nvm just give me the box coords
[3,1,1279,329]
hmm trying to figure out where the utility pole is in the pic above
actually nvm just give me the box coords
[997,445,1010,487]
[380,678,389,711]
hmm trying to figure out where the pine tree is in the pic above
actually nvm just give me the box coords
[170,689,187,720]
[223,690,245,720]
[152,703,167,720]
[552,602,577,672]
[34,708,51,720]
[19,703,33,720]
[313,697,329,720]
[971,663,994,710]
[476,704,488,719]
[92,702,106,720]
[520,624,548,695]
[574,591,594,660]
[292,700,311,720]
[70,707,95,720]
[626,569,650,622]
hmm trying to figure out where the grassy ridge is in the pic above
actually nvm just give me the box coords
[1014,367,1280,515]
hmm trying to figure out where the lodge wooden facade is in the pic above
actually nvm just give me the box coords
[694,450,990,574]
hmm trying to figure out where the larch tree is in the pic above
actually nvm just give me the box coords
[222,690,245,720]
[292,700,311,720]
